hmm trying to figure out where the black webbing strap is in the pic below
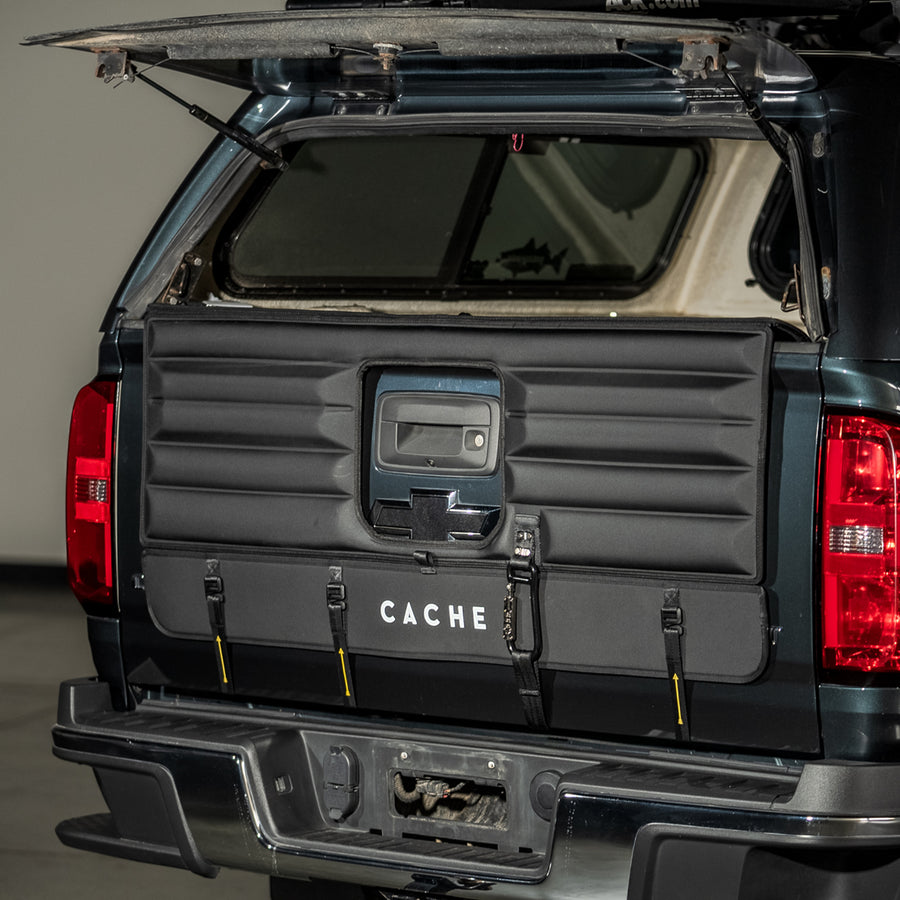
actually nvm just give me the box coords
[326,566,356,706]
[503,517,548,730]
[661,587,689,741]
[204,559,233,693]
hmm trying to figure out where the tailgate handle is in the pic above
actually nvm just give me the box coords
[375,391,500,475]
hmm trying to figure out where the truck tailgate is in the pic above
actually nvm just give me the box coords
[115,306,822,754]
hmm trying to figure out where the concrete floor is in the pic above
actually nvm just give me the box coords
[0,571,268,899]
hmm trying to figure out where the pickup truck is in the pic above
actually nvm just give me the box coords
[28,2,900,897]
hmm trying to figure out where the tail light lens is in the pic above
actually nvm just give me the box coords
[822,414,900,670]
[66,379,117,606]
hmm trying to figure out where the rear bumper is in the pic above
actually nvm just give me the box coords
[55,679,900,899]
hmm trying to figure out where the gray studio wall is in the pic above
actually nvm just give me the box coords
[3,1,274,564]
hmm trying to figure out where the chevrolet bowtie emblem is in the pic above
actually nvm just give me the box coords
[372,490,498,542]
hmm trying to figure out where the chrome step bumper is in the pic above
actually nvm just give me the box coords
[54,679,900,899]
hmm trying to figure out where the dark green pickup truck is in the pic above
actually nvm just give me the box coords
[28,1,900,897]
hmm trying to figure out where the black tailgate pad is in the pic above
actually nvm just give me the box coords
[140,307,773,734]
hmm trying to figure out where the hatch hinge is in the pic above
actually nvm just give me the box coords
[332,98,393,117]
[93,51,288,172]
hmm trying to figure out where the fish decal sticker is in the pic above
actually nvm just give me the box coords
[497,238,568,277]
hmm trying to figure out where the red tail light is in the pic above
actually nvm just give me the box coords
[66,379,117,606]
[822,414,900,670]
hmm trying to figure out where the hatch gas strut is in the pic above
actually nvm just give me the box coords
[683,41,827,338]
[718,55,827,339]
[666,38,792,168]
[95,50,288,172]
[720,65,791,168]
[135,71,288,171]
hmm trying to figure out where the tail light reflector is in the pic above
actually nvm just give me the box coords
[66,380,117,606]
[822,414,900,671]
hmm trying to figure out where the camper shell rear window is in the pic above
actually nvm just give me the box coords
[220,134,704,301]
